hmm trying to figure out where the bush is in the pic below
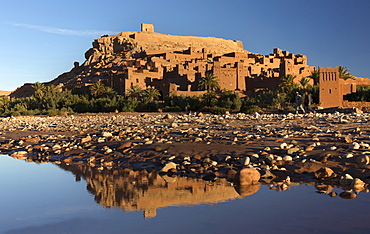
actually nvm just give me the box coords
[162,106,182,112]
[209,107,228,115]
[243,105,261,114]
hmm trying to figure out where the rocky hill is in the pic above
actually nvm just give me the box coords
[11,24,247,98]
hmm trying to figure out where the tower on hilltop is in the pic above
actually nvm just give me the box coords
[141,23,154,32]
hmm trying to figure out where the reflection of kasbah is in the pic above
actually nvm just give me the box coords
[58,163,259,218]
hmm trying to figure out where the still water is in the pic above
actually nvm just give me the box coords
[1,155,370,234]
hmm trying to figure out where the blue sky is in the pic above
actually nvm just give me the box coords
[1,0,370,91]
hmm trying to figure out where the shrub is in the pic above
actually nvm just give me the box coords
[243,105,261,114]
[209,107,228,115]
[162,106,182,112]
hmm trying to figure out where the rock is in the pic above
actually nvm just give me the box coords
[280,143,288,149]
[233,168,260,186]
[87,156,96,164]
[102,132,113,137]
[339,191,357,199]
[81,135,92,144]
[161,162,177,172]
[290,140,298,145]
[161,174,177,183]
[226,169,237,181]
[351,178,365,189]
[283,155,293,161]
[305,145,314,151]
[340,174,354,187]
[117,141,132,150]
[243,157,250,165]
[314,167,334,179]
[10,151,28,159]
[348,142,360,150]
[194,137,202,142]
[234,183,260,196]
[287,147,300,155]
[356,155,370,165]
[343,136,353,143]
[329,192,337,197]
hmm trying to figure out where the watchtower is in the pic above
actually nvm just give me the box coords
[141,23,154,32]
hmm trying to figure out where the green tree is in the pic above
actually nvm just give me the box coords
[338,66,355,80]
[278,74,298,94]
[31,82,46,104]
[299,77,310,89]
[198,73,220,93]
[90,81,107,98]
[201,92,217,107]
[308,69,320,85]
[127,85,144,99]
[143,88,160,101]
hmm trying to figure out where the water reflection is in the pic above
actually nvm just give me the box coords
[57,163,260,218]
[55,161,370,220]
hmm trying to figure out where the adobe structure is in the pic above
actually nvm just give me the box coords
[10,23,370,107]
[318,67,370,108]
[11,23,315,98]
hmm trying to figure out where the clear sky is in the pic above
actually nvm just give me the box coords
[1,0,370,91]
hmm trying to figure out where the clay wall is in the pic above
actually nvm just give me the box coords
[319,67,343,108]
[342,100,370,110]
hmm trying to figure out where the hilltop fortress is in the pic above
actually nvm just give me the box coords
[11,23,315,98]
[11,23,370,108]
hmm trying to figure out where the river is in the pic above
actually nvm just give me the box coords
[1,155,370,234]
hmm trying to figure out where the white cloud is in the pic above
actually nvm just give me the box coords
[6,22,117,37]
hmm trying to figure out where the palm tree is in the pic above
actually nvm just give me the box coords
[144,88,160,101]
[31,82,46,105]
[299,77,310,89]
[308,69,320,85]
[278,74,297,94]
[127,85,144,99]
[90,81,107,97]
[338,66,355,80]
[198,73,220,93]
[32,82,46,94]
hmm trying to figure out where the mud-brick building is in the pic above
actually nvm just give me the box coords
[101,24,315,97]
[11,23,370,107]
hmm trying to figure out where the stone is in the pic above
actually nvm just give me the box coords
[102,132,113,137]
[348,142,360,150]
[339,192,357,199]
[351,178,365,189]
[233,168,260,186]
[287,147,300,155]
[234,183,260,197]
[343,136,352,143]
[10,151,28,159]
[117,142,132,150]
[314,167,334,179]
[161,162,177,172]
[81,135,92,144]
[356,155,370,165]
[283,155,293,161]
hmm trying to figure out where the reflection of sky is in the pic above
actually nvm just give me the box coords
[2,155,370,234]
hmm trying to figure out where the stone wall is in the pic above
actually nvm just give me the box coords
[343,100,370,111]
